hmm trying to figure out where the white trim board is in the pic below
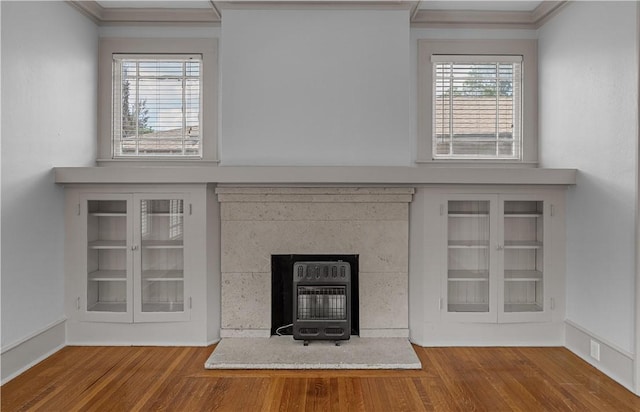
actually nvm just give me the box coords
[634,0,640,396]
[565,320,635,394]
[54,166,577,186]
[412,1,569,30]
[1,319,67,384]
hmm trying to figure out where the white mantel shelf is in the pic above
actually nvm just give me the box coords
[54,166,577,186]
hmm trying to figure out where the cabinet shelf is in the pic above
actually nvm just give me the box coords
[142,302,184,312]
[504,213,542,218]
[448,240,490,249]
[504,303,543,312]
[449,213,489,218]
[143,270,184,282]
[504,241,542,249]
[90,212,126,217]
[142,240,183,249]
[87,301,126,312]
[448,303,490,313]
[146,213,184,217]
[504,270,542,282]
[88,240,126,249]
[88,270,126,282]
[448,270,489,282]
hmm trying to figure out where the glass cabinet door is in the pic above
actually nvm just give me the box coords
[137,197,186,318]
[502,200,544,315]
[446,199,494,316]
[85,197,131,320]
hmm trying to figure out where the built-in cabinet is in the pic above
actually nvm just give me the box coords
[65,184,220,345]
[82,193,189,323]
[410,186,566,346]
[444,194,550,323]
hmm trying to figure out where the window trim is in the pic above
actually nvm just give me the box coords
[98,38,218,164]
[417,39,538,166]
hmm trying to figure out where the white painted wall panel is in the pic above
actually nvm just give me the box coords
[1,1,97,348]
[538,1,639,353]
[220,9,411,166]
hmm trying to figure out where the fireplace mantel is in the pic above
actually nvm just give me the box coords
[54,165,576,186]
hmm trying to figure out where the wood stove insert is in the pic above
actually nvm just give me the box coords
[292,261,351,342]
[271,254,359,337]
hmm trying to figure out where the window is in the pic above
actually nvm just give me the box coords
[432,55,522,160]
[98,38,218,163]
[417,39,537,165]
[113,54,202,158]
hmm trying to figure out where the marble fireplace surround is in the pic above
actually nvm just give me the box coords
[216,186,414,338]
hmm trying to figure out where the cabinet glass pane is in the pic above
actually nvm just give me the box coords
[447,200,490,313]
[503,201,543,312]
[140,199,184,313]
[87,200,127,313]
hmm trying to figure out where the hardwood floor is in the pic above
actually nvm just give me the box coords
[2,345,639,411]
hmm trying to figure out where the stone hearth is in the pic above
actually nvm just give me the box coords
[216,186,414,338]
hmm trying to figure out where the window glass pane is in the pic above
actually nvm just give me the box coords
[113,56,202,158]
[433,58,522,160]
[447,200,491,313]
[503,201,544,313]
[140,199,184,313]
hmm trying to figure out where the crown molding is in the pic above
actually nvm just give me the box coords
[411,1,569,30]
[68,0,568,28]
[67,1,221,25]
[531,0,569,28]
[213,1,419,12]
[69,1,419,25]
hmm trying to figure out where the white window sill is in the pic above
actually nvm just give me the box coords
[96,158,220,167]
[415,159,538,168]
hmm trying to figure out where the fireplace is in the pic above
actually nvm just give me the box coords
[217,186,412,338]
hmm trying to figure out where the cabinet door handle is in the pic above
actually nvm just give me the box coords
[496,245,503,251]
[131,245,139,251]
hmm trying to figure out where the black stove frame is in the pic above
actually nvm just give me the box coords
[292,261,351,341]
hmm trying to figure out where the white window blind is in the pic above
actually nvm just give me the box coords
[431,55,522,160]
[112,54,202,158]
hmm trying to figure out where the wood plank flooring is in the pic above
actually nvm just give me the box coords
[2,345,639,411]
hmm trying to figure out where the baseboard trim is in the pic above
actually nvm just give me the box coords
[207,338,221,346]
[1,318,67,384]
[564,320,635,393]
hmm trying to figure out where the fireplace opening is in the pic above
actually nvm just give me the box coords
[271,254,359,336]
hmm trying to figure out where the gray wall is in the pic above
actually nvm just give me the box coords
[538,1,639,353]
[1,1,98,348]
[219,9,411,166]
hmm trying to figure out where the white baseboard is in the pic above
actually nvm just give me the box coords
[411,321,564,347]
[1,318,67,384]
[564,320,635,393]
